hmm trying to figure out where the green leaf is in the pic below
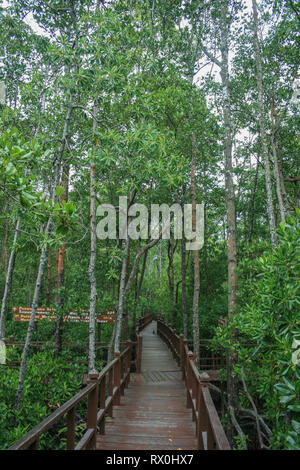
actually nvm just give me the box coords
[56,186,64,198]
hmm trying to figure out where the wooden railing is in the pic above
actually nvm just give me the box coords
[157,318,230,450]
[9,343,132,450]
[8,314,153,450]
[136,313,154,333]
[3,336,132,370]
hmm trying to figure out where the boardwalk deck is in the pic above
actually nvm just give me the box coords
[96,321,198,450]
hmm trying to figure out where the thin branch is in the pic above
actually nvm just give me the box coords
[241,373,266,449]
[201,44,222,68]
[288,0,300,22]
[239,409,272,440]
[229,405,248,450]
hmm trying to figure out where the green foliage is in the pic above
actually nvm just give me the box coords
[0,349,87,449]
[0,0,299,452]
[215,211,300,449]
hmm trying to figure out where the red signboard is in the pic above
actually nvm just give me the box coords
[12,307,115,323]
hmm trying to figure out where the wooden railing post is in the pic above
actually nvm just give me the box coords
[136,335,143,374]
[197,372,211,450]
[114,352,121,405]
[66,406,76,450]
[87,369,99,450]
[99,376,106,435]
[179,334,184,379]
[120,355,124,396]
[126,340,132,387]
[186,351,193,409]
[9,335,14,345]
[108,368,113,417]
[182,339,188,380]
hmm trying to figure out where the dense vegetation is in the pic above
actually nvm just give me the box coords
[0,0,299,450]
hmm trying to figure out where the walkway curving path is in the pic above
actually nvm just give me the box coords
[96,321,197,450]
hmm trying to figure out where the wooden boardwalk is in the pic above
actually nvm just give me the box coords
[96,321,197,450]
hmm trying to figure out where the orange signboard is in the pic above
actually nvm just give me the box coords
[12,307,115,323]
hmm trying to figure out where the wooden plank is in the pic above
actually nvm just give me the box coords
[96,321,197,451]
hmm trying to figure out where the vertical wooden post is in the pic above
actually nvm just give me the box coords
[179,334,184,379]
[87,369,98,450]
[9,335,14,345]
[182,339,188,381]
[186,351,193,409]
[120,355,125,396]
[99,376,106,435]
[197,381,204,450]
[136,335,143,373]
[197,373,211,450]
[114,352,121,405]
[126,340,132,387]
[108,368,113,417]
[66,406,76,450]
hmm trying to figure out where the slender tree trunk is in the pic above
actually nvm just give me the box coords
[14,217,53,410]
[0,220,20,340]
[132,249,148,337]
[46,248,52,308]
[114,236,130,355]
[108,189,136,360]
[167,240,176,327]
[252,0,278,248]
[0,203,8,268]
[220,0,239,443]
[271,131,286,223]
[270,105,286,223]
[278,146,291,217]
[181,233,188,339]
[88,162,97,371]
[191,133,200,368]
[3,214,9,273]
[54,163,69,357]
[14,93,74,410]
[88,96,99,372]
[248,158,259,243]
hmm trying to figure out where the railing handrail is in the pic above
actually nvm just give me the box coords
[156,318,230,450]
[9,382,96,450]
[8,314,154,451]
[9,344,132,450]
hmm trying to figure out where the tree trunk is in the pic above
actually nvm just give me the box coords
[167,240,176,327]
[46,248,52,308]
[191,133,200,368]
[113,236,130,355]
[54,163,69,357]
[252,0,278,248]
[181,231,188,339]
[3,213,9,274]
[88,162,97,371]
[132,249,148,337]
[270,104,287,223]
[88,96,99,372]
[220,0,239,443]
[248,158,259,243]
[0,220,20,340]
[278,146,291,217]
[14,93,74,410]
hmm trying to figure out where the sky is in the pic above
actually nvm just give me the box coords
[2,0,254,37]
